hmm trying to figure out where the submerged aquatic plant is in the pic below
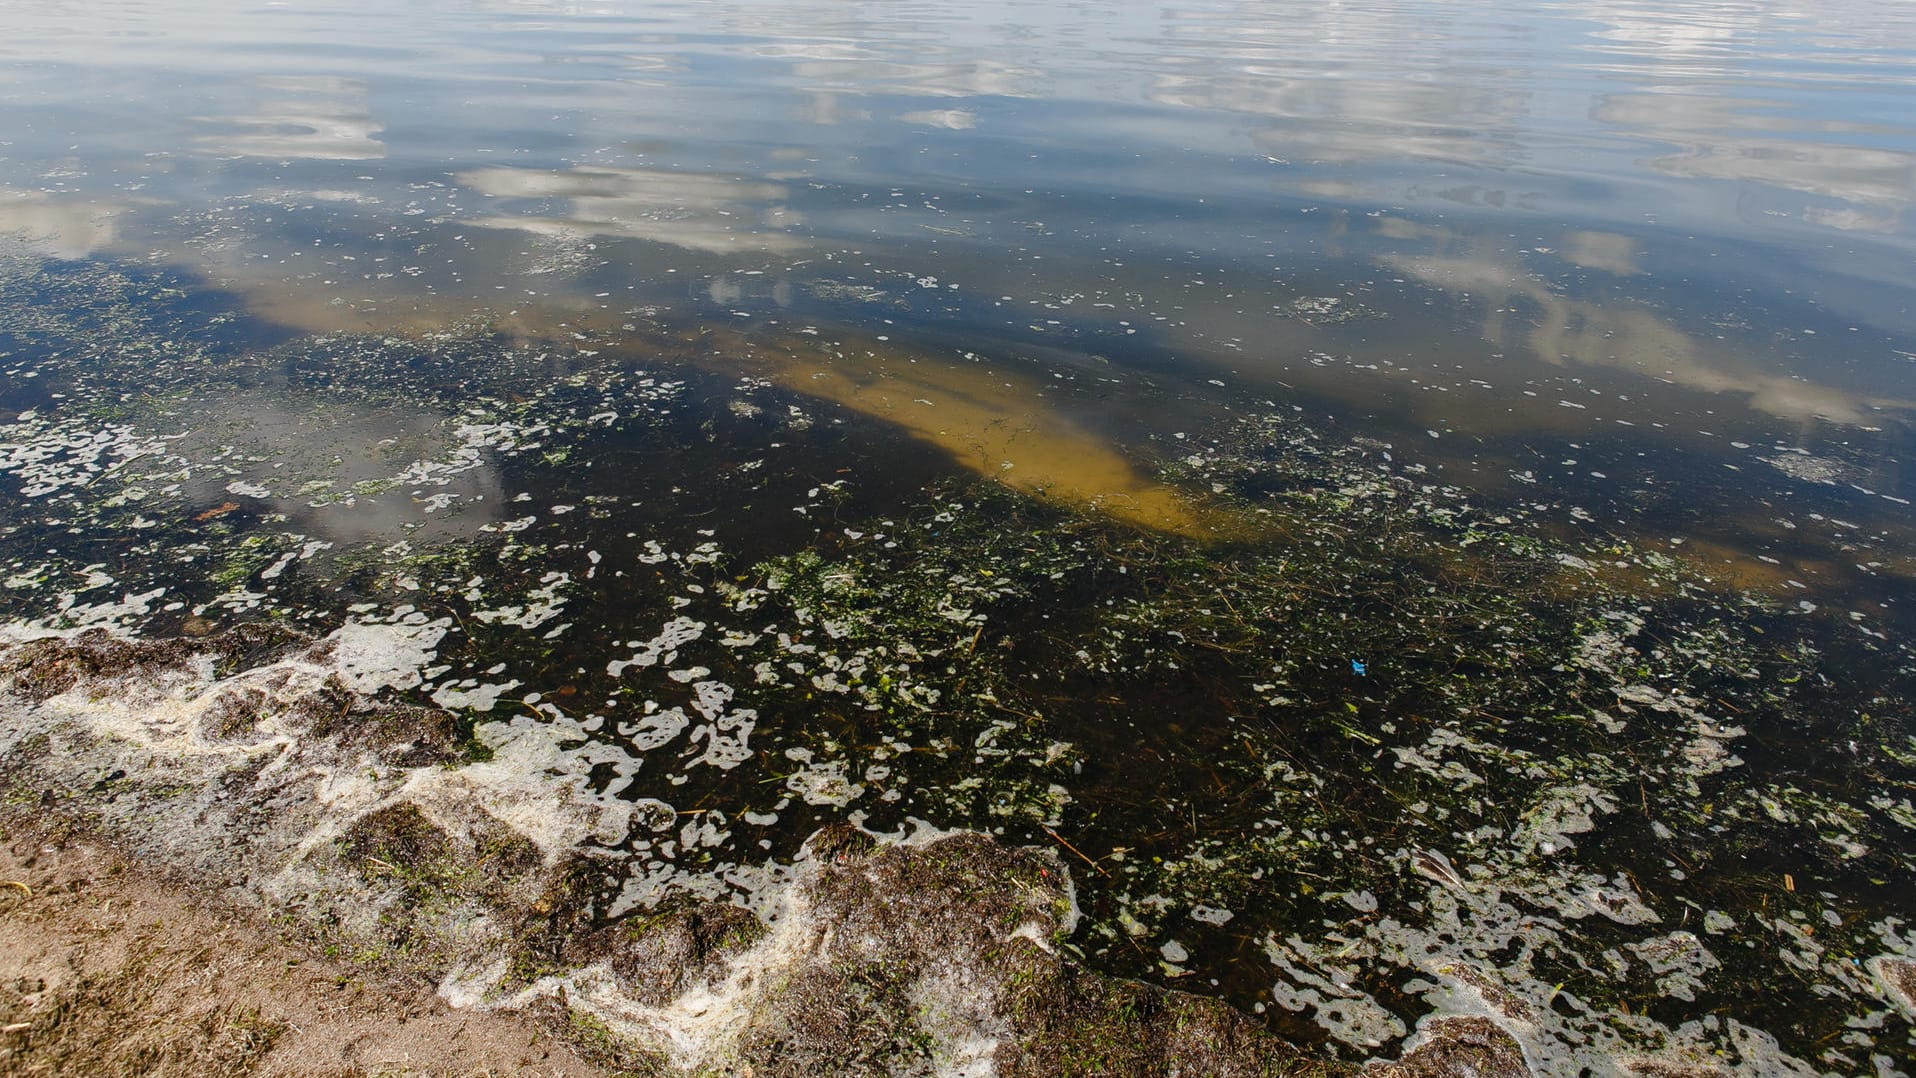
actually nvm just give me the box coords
[1,252,1912,1074]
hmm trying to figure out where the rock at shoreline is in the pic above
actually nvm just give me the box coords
[1367,1016,1529,1078]
[1873,956,1916,1021]
[586,824,1315,1076]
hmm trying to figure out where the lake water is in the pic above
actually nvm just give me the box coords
[3,0,1916,1072]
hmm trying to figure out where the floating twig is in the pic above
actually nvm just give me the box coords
[1411,849,1468,893]
[1041,825,1111,879]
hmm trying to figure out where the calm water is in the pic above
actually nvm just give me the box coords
[5,0,1916,1071]
[7,0,1916,590]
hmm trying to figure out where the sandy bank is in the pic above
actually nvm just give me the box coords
[0,823,606,1078]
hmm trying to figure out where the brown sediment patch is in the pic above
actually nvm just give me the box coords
[1365,1016,1530,1078]
[128,237,1916,581]
[1531,534,1804,601]
[0,826,605,1078]
[147,259,1243,540]
[1552,524,1916,603]
[680,323,1244,538]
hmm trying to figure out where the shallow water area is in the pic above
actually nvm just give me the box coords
[4,1,1916,1074]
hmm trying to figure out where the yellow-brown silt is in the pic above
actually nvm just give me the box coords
[684,325,1235,538]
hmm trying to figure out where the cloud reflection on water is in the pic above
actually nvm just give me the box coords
[0,189,118,259]
[195,76,386,161]
[1133,0,1916,236]
[1594,93,1914,233]
[1383,245,1903,425]
[460,166,805,255]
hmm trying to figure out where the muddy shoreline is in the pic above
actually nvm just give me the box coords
[0,631,1527,1077]
[5,625,1902,1076]
[0,820,606,1078]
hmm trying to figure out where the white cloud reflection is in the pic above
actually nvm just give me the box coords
[1559,0,1916,232]
[196,76,386,161]
[1134,0,1916,233]
[460,166,805,255]
[1385,247,1904,424]
[898,109,978,130]
[0,189,118,259]
[1594,92,1914,231]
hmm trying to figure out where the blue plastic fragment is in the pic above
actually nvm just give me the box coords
[1350,659,1367,676]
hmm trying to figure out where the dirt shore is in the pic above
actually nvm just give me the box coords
[0,827,606,1078]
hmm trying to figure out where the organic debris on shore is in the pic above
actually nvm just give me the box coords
[0,826,606,1078]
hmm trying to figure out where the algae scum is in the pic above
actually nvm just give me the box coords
[2,248,1915,1076]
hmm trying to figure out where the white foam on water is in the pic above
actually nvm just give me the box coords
[332,612,449,694]
[0,587,168,642]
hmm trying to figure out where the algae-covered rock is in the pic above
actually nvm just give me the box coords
[1365,1017,1528,1078]
[557,825,1525,1077]
[1873,955,1916,1021]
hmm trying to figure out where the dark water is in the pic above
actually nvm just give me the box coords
[4,0,1916,1072]
[6,0,1916,591]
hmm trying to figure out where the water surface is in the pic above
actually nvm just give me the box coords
[4,0,1916,1072]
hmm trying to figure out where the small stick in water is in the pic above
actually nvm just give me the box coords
[1042,826,1111,878]
[1411,849,1468,892]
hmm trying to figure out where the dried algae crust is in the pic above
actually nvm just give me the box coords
[0,628,1522,1078]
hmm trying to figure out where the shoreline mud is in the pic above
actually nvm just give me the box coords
[0,820,606,1078]
[0,629,1529,1077]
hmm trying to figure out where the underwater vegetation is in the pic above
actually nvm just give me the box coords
[2,250,1914,1075]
